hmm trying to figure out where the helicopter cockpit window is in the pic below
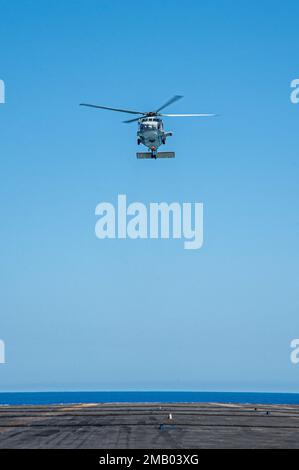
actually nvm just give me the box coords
[140,122,155,130]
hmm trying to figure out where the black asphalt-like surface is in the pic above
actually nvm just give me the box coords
[0,402,298,448]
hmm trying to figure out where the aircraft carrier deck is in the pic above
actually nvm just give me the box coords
[0,402,298,448]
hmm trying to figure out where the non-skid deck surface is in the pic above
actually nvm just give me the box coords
[0,402,298,448]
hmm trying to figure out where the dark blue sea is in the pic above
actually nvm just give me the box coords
[0,391,299,406]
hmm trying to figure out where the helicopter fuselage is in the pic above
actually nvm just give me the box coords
[80,95,216,159]
[137,117,172,155]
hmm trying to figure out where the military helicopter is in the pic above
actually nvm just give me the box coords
[80,95,216,159]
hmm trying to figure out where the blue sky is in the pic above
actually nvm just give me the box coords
[0,0,299,392]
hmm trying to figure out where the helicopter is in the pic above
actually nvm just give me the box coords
[80,95,217,159]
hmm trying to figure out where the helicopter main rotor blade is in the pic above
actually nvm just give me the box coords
[123,112,218,123]
[123,116,143,124]
[80,103,146,115]
[161,113,218,117]
[155,95,183,113]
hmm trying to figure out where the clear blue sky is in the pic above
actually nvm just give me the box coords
[1,0,298,392]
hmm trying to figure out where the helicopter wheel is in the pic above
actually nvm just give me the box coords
[137,139,141,145]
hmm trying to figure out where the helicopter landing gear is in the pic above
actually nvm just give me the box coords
[137,138,141,145]
[162,138,166,145]
[151,147,157,159]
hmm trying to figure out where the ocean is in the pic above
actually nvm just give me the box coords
[0,391,299,406]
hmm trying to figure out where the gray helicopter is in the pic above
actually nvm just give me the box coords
[80,95,216,159]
